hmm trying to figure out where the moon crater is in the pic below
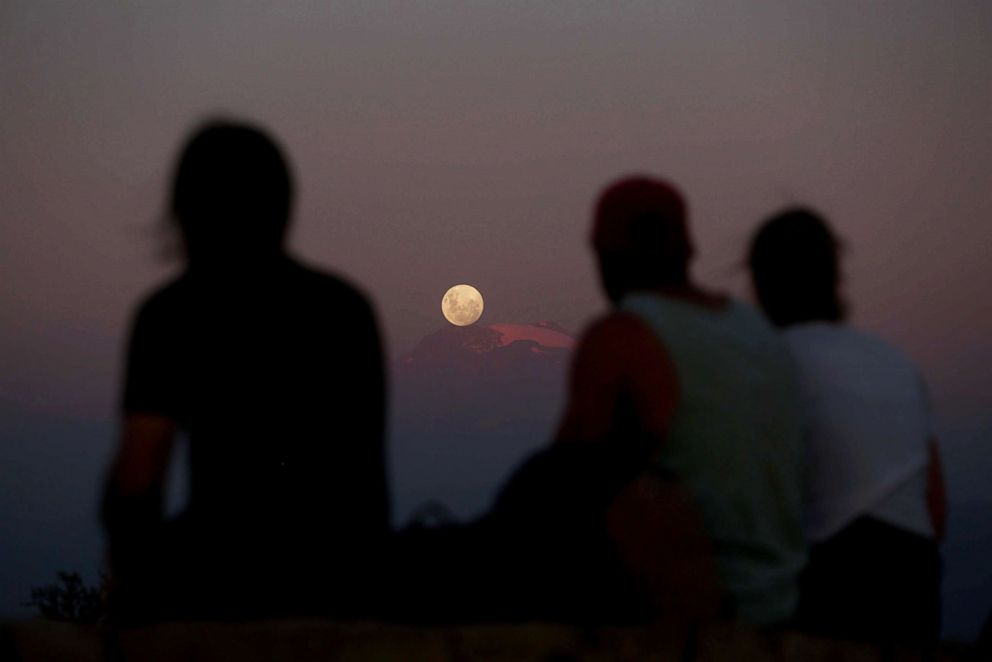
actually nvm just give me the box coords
[441,284,484,326]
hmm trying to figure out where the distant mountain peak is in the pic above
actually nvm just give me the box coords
[488,322,575,350]
[399,321,575,365]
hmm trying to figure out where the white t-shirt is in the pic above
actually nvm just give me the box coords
[783,323,935,542]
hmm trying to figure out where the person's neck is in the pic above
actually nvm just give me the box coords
[187,251,291,280]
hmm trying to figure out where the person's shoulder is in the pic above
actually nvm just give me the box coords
[787,323,922,377]
[289,260,373,303]
[847,326,923,374]
[806,324,907,360]
[724,297,766,324]
[723,297,790,344]
[583,311,654,341]
[578,311,666,359]
[131,272,191,321]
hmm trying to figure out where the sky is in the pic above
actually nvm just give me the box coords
[1,1,991,639]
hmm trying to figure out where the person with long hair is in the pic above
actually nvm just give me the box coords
[102,120,389,622]
[748,208,946,648]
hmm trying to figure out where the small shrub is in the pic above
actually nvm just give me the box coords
[24,571,105,625]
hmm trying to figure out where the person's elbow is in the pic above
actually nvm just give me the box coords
[102,413,176,533]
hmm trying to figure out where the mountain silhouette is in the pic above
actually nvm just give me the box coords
[391,322,574,524]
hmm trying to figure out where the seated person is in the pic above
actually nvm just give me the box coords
[102,120,389,623]
[553,176,806,627]
[748,208,946,647]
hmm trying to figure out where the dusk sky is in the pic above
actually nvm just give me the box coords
[2,2,990,638]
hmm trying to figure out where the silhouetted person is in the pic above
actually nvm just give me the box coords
[102,120,389,623]
[551,176,806,626]
[389,440,671,625]
[748,208,946,648]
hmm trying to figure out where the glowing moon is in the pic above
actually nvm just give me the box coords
[441,284,484,326]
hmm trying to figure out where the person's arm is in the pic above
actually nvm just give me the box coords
[102,299,178,536]
[926,437,947,542]
[107,414,176,497]
[553,314,718,625]
[554,312,678,451]
[102,414,176,533]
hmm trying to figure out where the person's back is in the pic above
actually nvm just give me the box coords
[104,120,388,622]
[128,260,387,541]
[748,208,945,648]
[783,323,934,541]
[621,294,805,625]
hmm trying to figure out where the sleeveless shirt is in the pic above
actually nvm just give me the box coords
[622,294,806,625]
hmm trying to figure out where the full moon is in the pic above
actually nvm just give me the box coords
[441,284,484,326]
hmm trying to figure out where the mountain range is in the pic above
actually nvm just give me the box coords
[390,322,574,524]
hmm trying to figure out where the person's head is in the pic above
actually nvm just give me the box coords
[747,207,845,327]
[170,119,293,268]
[591,176,694,304]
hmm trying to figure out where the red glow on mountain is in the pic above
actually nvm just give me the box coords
[489,322,575,350]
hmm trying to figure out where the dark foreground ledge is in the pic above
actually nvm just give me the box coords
[1,619,975,661]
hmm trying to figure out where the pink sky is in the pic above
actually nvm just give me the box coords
[2,3,989,426]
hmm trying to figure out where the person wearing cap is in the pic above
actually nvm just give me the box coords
[553,176,807,626]
[748,208,946,647]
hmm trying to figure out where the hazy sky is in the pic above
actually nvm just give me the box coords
[3,2,990,423]
[2,1,990,632]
